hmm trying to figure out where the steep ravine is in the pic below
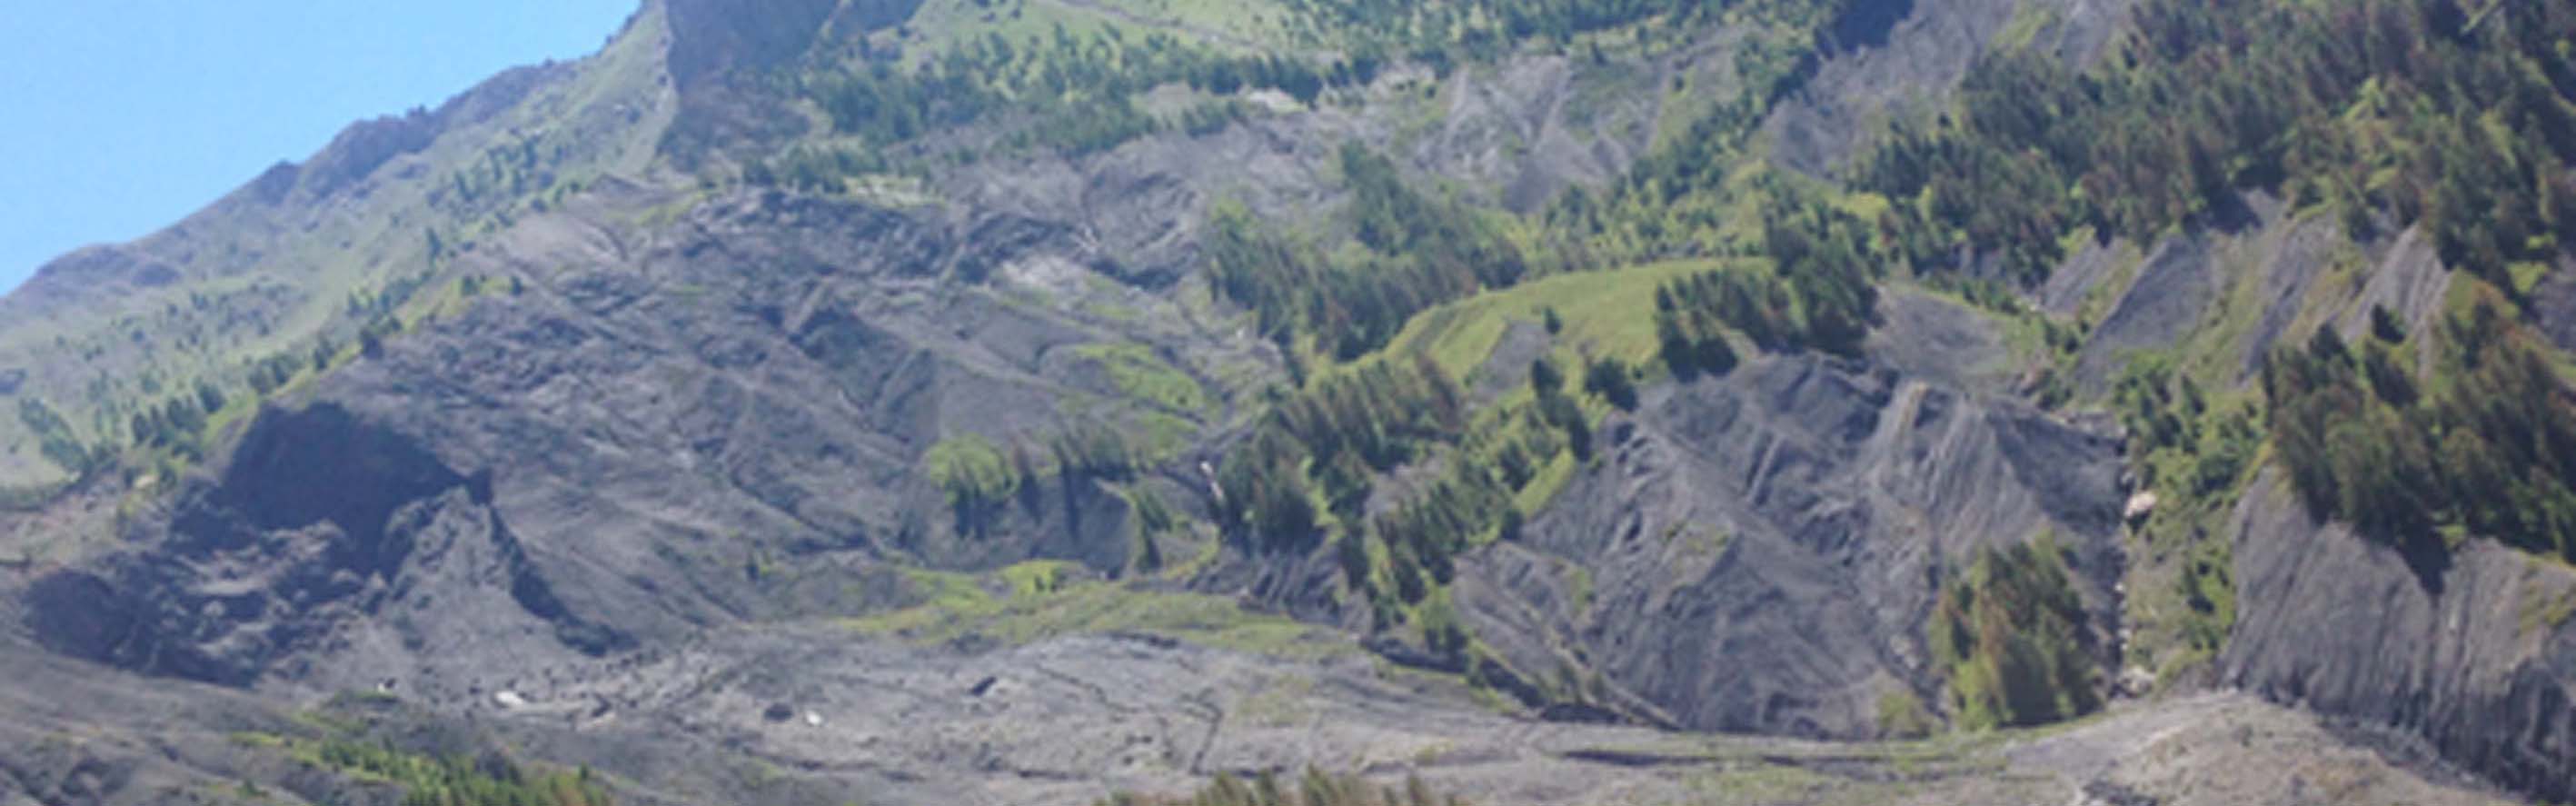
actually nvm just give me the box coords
[1462,335,2127,739]
[2037,164,2576,799]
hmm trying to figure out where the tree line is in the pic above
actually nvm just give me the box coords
[1834,0,2576,571]
[1278,0,1857,77]
[1216,355,1468,555]
[802,24,1349,165]
[2264,291,2576,562]
[1651,193,1883,373]
[1860,0,2576,285]
[1208,144,1530,363]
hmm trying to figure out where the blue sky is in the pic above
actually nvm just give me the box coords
[0,0,642,294]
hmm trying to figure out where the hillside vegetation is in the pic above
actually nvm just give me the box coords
[1860,0,2576,569]
[5,0,2576,803]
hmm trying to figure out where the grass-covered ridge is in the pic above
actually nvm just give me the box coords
[1387,259,1725,380]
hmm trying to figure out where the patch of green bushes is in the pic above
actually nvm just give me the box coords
[924,434,1021,537]
[305,739,611,806]
[15,399,104,476]
[1929,539,2100,731]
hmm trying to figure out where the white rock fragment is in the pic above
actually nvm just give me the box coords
[2124,492,2160,522]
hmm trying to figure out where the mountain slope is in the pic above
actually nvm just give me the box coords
[0,3,676,504]
[2,0,2571,803]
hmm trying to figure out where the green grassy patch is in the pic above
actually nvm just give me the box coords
[2520,571,2576,639]
[1876,686,1938,740]
[1000,559,1078,596]
[1387,258,1734,381]
[849,567,1355,660]
[1681,762,1837,803]
[2510,261,2553,299]
[922,433,1019,494]
[1992,1,2060,52]
[1092,0,1299,45]
[1512,447,1578,515]
[903,0,1154,65]
[1073,343,1212,417]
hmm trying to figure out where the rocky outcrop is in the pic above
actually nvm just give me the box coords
[2025,180,2571,800]
[1463,344,2128,739]
[21,404,596,692]
[11,183,1217,697]
[1766,0,2134,175]
[656,0,848,163]
[661,0,843,88]
[322,186,1179,582]
[2224,473,2576,802]
[5,0,2568,802]
[7,246,188,314]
